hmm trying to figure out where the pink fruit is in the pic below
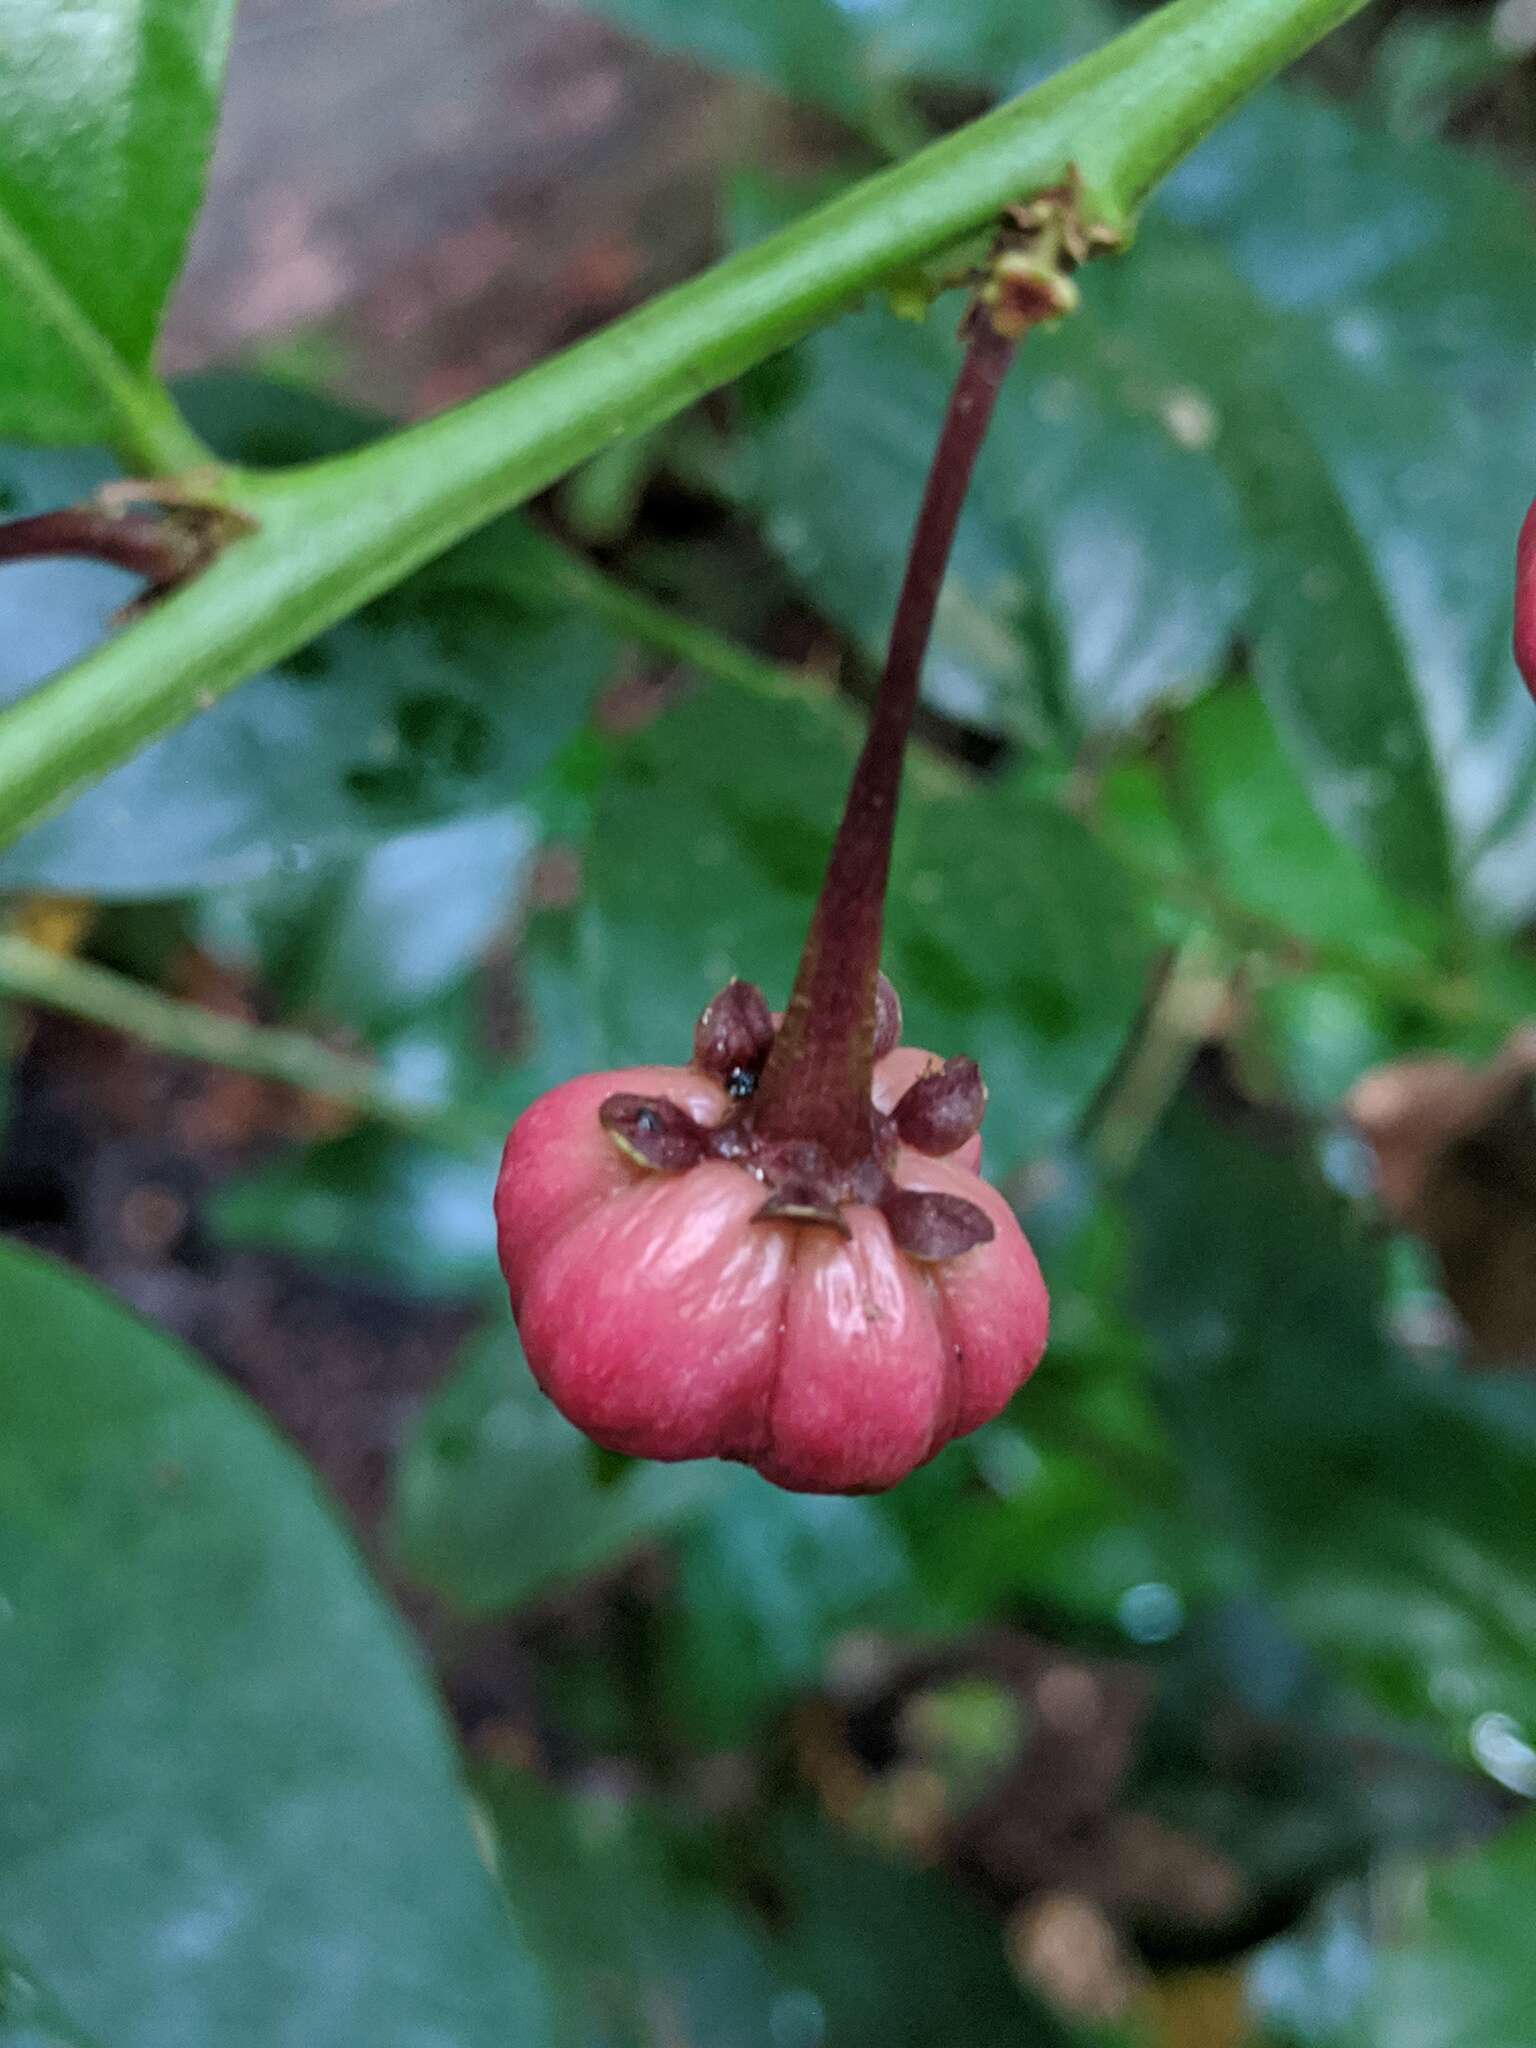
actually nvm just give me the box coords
[495,983,1047,1494]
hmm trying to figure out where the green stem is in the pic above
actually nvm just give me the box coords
[0,934,484,1142]
[534,540,818,707]
[0,0,1371,848]
[536,538,964,795]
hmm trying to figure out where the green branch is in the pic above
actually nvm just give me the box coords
[533,537,964,795]
[0,0,1372,849]
[0,935,483,1141]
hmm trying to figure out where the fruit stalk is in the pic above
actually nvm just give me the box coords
[750,312,1019,1163]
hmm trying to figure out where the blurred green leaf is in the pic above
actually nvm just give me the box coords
[738,89,1536,915]
[213,1123,507,1300]
[586,686,1157,1172]
[577,0,1108,129]
[657,1470,916,1745]
[1256,1818,1536,2047]
[0,382,617,895]
[1127,1098,1536,1756]
[1160,685,1436,961]
[1367,14,1510,140]
[764,1812,1088,2047]
[1344,1815,1536,2047]
[1151,92,1536,913]
[481,1772,793,2048]
[582,0,868,123]
[199,808,537,1035]
[0,0,232,444]
[209,902,599,1300]
[0,1940,98,2048]
[856,0,1117,90]
[481,1773,1091,2048]
[738,299,1249,748]
[0,1241,554,2048]
[394,1327,722,1613]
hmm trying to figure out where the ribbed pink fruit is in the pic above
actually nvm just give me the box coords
[494,1048,1048,1494]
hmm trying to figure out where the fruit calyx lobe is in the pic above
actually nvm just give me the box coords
[599,973,993,1262]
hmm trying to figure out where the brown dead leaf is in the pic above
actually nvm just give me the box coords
[1347,1028,1536,1363]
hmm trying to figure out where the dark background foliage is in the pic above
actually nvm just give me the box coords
[3,2,1536,2043]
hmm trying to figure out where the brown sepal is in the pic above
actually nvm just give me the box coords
[600,1092,705,1173]
[882,1187,994,1261]
[693,978,776,1091]
[894,1056,986,1156]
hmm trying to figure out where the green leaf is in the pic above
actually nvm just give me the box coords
[0,1941,99,2048]
[1159,684,1435,960]
[583,0,868,124]
[213,1123,508,1300]
[208,903,597,1301]
[1127,1098,1536,1756]
[737,88,1536,915]
[0,1241,555,2048]
[208,890,608,1301]
[738,298,1249,748]
[1148,92,1536,913]
[480,1774,1091,2048]
[393,1328,723,1613]
[1367,13,1511,141]
[764,1813,1087,2048]
[586,686,1157,1171]
[1346,1817,1536,2048]
[580,0,1113,125]
[480,1772,794,2048]
[0,383,617,896]
[656,1471,915,1745]
[199,808,538,1036]
[0,0,232,452]
[855,0,1119,90]
[1099,680,1441,965]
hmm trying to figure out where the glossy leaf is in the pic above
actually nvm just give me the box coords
[480,1772,794,2048]
[0,1241,554,2047]
[0,382,617,895]
[213,1123,508,1300]
[0,0,233,445]
[1098,680,1441,963]
[1160,685,1434,960]
[198,808,538,1035]
[656,1470,915,1745]
[739,89,1536,915]
[739,300,1249,749]
[1127,1099,1536,1755]
[393,1328,723,1613]
[1150,91,1536,913]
